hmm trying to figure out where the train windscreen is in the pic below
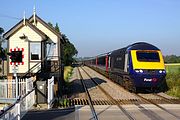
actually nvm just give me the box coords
[136,51,160,62]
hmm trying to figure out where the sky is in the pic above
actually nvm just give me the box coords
[0,0,180,57]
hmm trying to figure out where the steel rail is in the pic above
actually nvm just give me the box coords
[81,67,135,120]
[77,67,99,120]
[153,93,179,104]
[136,93,180,119]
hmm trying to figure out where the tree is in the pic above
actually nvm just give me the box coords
[47,22,53,27]
[54,23,60,33]
[48,22,60,32]
[0,27,5,73]
[164,55,180,63]
[0,27,4,34]
[0,27,4,46]
[0,27,6,59]
[62,34,78,65]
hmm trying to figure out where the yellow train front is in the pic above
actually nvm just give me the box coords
[121,42,167,92]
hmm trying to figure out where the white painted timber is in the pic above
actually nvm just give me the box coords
[9,25,43,73]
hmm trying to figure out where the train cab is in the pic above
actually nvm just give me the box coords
[127,43,166,90]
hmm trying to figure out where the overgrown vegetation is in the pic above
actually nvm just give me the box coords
[58,98,70,108]
[164,55,180,98]
[165,64,180,98]
[64,66,73,95]
[64,66,73,82]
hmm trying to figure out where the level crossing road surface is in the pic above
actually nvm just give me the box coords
[22,107,75,120]
[22,104,180,120]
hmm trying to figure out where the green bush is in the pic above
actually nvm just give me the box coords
[64,66,73,81]
[58,99,70,107]
[166,72,180,98]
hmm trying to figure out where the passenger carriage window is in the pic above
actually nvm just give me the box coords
[136,51,160,62]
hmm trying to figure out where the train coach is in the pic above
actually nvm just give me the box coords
[84,42,168,92]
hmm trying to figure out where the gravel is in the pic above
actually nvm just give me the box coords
[83,66,140,100]
[68,66,177,102]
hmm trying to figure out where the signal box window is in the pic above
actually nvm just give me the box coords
[30,42,41,60]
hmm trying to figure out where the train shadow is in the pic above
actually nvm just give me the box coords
[84,77,107,89]
[67,77,107,97]
[135,87,168,94]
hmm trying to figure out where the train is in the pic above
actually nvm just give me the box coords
[83,42,168,92]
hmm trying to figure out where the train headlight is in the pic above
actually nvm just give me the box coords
[135,69,143,73]
[159,70,166,74]
[139,69,143,73]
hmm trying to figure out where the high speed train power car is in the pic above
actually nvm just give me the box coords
[84,42,167,92]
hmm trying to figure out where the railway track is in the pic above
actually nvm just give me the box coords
[82,65,180,119]
[155,93,180,104]
[80,66,137,120]
[69,66,180,106]
[77,67,98,120]
[137,93,180,104]
[135,93,180,119]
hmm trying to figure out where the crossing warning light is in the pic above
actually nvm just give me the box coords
[7,48,24,65]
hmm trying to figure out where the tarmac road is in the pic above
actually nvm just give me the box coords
[22,107,75,120]
[22,104,180,120]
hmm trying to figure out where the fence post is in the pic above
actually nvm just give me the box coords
[6,81,8,98]
[26,78,28,94]
[48,76,54,109]
[16,103,21,120]
[18,79,21,96]
[48,78,50,109]
[52,76,54,102]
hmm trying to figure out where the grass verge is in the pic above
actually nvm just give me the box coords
[166,72,180,98]
[165,63,180,73]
